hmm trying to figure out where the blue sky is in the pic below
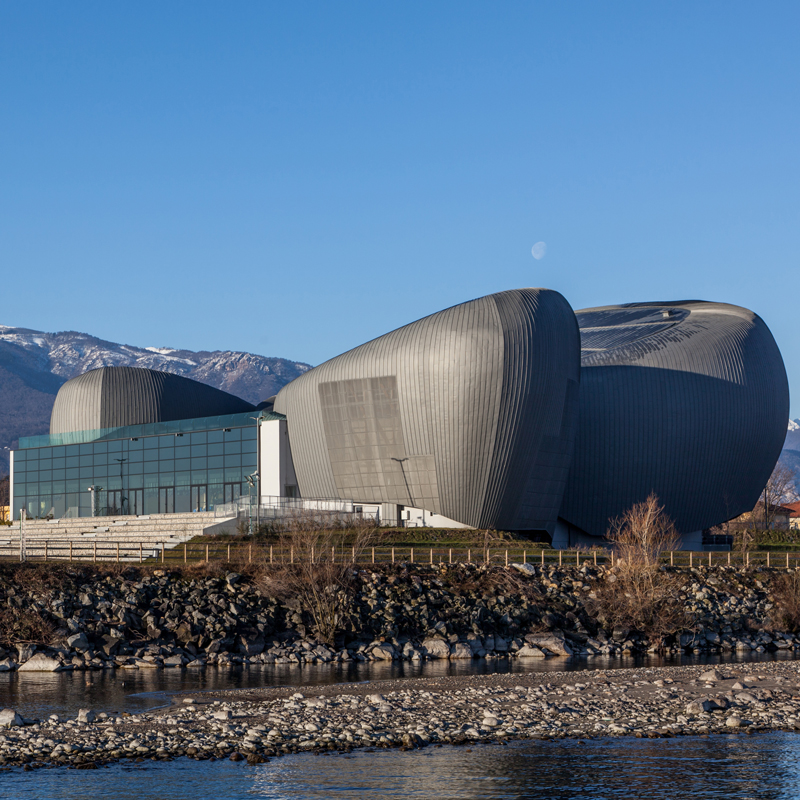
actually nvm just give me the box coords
[1,2,798,416]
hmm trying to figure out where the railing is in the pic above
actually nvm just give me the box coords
[2,542,800,568]
[214,495,358,519]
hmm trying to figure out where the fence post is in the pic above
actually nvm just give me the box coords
[689,552,693,568]
[467,548,471,564]
[372,547,375,564]
[486,548,489,565]
[140,542,143,564]
[249,544,252,564]
[611,550,615,567]
[206,543,209,562]
[541,549,544,565]
[430,548,433,565]
[505,549,508,567]
[411,548,414,564]
[767,551,770,568]
[670,551,674,567]
[93,542,97,563]
[788,552,790,569]
[117,542,120,563]
[392,547,395,564]
[45,541,48,562]
[291,546,294,564]
[332,545,336,563]
[270,545,273,564]
[593,550,597,566]
[523,550,526,565]
[708,551,712,567]
[161,542,165,563]
[449,548,453,564]
[558,550,562,567]
[69,541,72,563]
[576,550,579,566]
[746,551,749,567]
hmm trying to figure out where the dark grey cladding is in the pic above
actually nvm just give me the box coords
[559,301,790,537]
[274,289,581,533]
[50,366,255,434]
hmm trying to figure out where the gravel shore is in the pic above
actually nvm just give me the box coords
[4,660,800,770]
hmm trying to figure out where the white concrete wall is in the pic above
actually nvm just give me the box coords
[259,419,298,500]
[399,505,471,529]
[9,450,14,519]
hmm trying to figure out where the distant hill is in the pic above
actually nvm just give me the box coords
[786,419,800,452]
[0,325,311,474]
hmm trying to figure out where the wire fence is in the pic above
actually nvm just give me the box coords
[2,541,800,568]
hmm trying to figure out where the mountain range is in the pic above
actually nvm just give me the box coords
[0,325,310,474]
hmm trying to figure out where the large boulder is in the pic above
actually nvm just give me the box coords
[371,644,396,661]
[450,643,473,659]
[67,633,90,651]
[516,644,546,658]
[525,632,573,657]
[421,638,451,659]
[18,653,67,672]
[0,708,23,727]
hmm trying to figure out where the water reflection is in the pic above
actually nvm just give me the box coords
[1,650,798,720]
[4,732,800,798]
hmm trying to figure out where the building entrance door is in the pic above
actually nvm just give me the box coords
[223,483,241,504]
[159,487,175,514]
[107,490,127,515]
[191,485,208,512]
[129,489,143,516]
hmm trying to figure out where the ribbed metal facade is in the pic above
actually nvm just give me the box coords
[274,289,580,532]
[558,301,790,536]
[50,366,255,434]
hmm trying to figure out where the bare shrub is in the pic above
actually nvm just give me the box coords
[587,494,691,645]
[0,607,56,647]
[769,571,800,633]
[258,511,382,644]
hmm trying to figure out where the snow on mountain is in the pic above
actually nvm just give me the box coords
[0,325,311,473]
[786,419,800,453]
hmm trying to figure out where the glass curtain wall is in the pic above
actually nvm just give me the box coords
[11,416,258,519]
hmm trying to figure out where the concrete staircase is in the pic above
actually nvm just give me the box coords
[0,512,238,561]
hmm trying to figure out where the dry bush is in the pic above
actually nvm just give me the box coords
[587,494,691,644]
[257,511,382,644]
[0,607,56,647]
[769,571,800,633]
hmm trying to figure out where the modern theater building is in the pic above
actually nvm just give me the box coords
[8,288,790,548]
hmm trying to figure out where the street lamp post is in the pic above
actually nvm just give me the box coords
[244,471,258,535]
[114,457,127,515]
[249,414,262,531]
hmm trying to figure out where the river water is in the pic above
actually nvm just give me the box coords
[2,732,799,799]
[2,651,799,720]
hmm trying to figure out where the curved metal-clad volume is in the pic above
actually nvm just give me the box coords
[50,366,255,434]
[558,300,790,537]
[274,289,580,532]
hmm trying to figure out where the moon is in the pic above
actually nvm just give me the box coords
[531,242,547,260]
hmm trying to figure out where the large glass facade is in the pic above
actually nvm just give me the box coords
[11,411,280,520]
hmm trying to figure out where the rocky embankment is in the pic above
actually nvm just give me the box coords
[0,561,797,673]
[5,662,800,769]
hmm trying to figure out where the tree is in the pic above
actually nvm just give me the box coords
[587,494,690,646]
[761,462,799,530]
